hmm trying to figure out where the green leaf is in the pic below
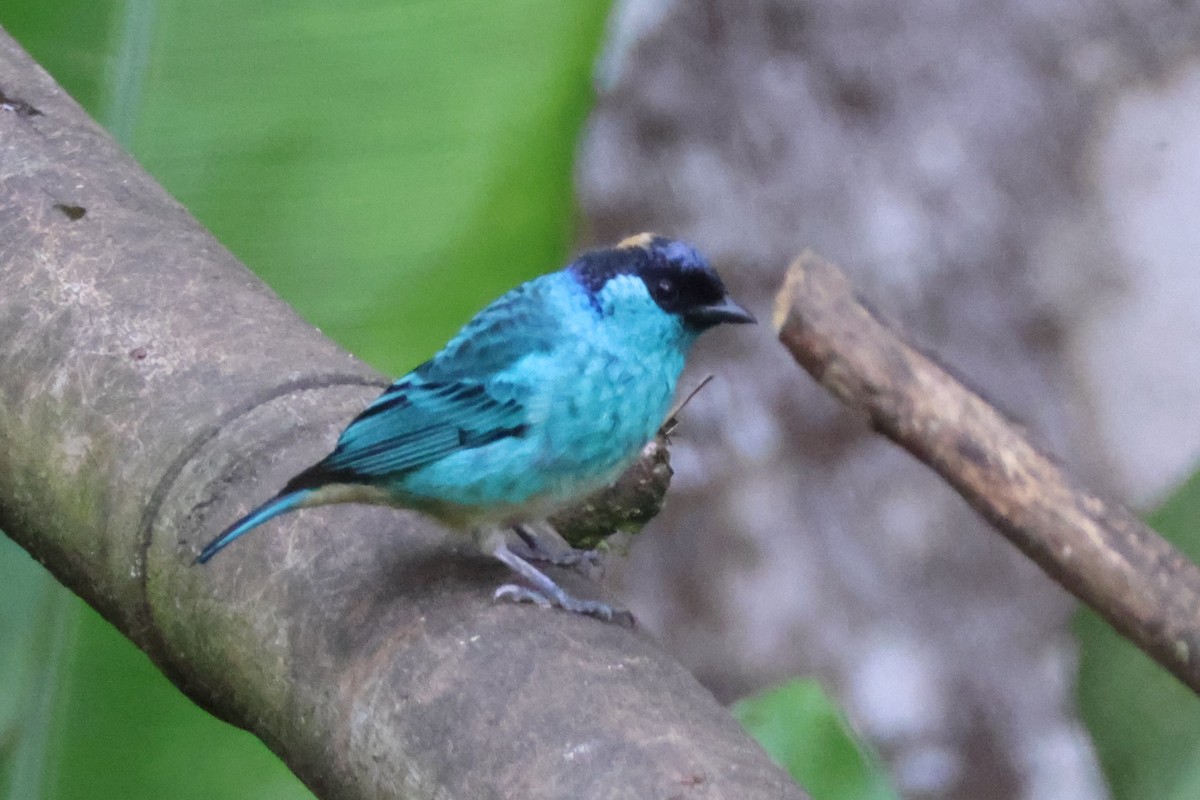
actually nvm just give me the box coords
[125,0,611,374]
[734,679,898,800]
[2,1,610,797]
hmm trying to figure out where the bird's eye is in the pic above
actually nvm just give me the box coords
[655,277,677,300]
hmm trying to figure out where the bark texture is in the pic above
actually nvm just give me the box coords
[775,252,1200,694]
[0,27,805,800]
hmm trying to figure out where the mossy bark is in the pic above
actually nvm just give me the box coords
[0,26,807,800]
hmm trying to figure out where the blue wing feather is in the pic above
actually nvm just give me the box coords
[416,277,562,380]
[285,275,565,490]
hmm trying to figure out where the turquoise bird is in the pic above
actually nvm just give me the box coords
[196,234,754,621]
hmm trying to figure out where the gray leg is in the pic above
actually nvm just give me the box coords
[479,530,632,625]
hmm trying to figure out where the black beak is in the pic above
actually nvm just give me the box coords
[685,295,757,329]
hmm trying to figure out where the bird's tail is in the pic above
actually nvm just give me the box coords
[194,488,315,564]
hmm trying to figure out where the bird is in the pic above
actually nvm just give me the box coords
[195,233,755,622]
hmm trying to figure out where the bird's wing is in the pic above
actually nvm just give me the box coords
[414,276,565,380]
[286,378,527,489]
[284,277,568,490]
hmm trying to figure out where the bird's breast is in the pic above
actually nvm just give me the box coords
[391,325,687,525]
[529,339,682,481]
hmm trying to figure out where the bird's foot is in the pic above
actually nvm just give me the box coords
[516,543,603,570]
[493,583,634,626]
[511,522,603,577]
[484,533,632,626]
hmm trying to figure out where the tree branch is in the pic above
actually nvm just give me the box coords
[0,27,807,800]
[774,250,1200,695]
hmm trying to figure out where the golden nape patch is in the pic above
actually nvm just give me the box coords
[616,232,658,250]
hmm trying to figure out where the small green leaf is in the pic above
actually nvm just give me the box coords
[734,679,898,800]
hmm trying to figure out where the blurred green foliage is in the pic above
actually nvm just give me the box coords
[734,680,898,800]
[2,1,609,797]
[6,1,1200,798]
[1077,469,1200,800]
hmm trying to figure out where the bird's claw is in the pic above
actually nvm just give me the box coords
[494,583,553,609]
[511,525,604,578]
[534,546,603,573]
[493,583,634,626]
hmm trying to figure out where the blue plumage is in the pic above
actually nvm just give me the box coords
[196,233,754,622]
[196,490,314,563]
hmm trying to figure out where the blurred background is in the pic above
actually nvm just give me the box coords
[3,1,1200,798]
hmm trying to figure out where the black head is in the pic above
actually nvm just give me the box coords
[568,233,755,330]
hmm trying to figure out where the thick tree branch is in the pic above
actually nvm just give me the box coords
[0,27,807,800]
[774,251,1200,695]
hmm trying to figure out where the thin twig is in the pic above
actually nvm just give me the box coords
[774,250,1200,696]
[660,373,714,440]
